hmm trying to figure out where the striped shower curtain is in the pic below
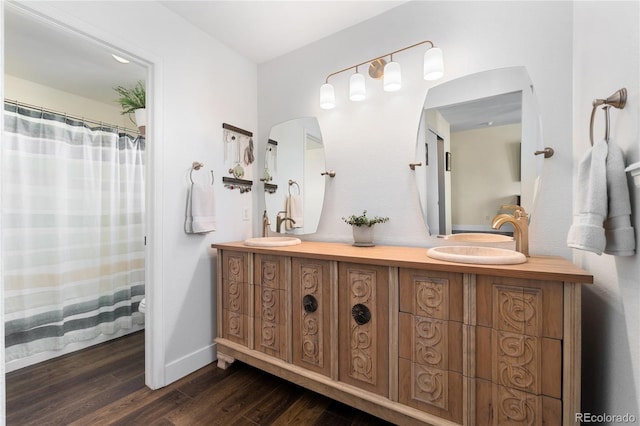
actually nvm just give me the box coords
[3,103,145,364]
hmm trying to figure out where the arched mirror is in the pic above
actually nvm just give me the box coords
[264,117,325,235]
[415,67,542,236]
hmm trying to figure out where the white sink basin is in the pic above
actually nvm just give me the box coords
[443,233,513,243]
[244,236,302,247]
[427,245,526,265]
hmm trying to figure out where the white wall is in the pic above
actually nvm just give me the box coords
[8,1,258,387]
[4,75,131,130]
[452,124,521,230]
[258,1,573,253]
[573,1,640,418]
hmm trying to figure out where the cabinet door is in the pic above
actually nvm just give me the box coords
[398,268,463,423]
[338,262,389,397]
[254,254,288,360]
[475,275,563,426]
[221,250,249,346]
[292,258,332,377]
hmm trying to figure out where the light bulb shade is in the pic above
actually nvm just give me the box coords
[349,73,366,101]
[320,83,335,109]
[423,47,444,80]
[383,61,402,92]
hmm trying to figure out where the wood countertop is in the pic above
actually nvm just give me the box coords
[212,241,593,284]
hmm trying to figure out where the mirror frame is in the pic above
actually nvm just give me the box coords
[417,66,542,236]
[264,117,326,235]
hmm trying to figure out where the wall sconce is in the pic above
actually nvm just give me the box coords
[319,40,443,110]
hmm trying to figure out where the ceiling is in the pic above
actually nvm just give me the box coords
[434,92,523,132]
[4,1,517,131]
[4,1,406,105]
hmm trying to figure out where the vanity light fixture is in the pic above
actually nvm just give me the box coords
[349,67,366,101]
[319,40,443,109]
[111,54,130,64]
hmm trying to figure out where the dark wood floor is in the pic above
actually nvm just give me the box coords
[6,332,394,425]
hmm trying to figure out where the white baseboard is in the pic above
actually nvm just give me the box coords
[164,342,217,385]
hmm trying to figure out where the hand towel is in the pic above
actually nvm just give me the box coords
[285,195,304,230]
[567,139,608,254]
[603,141,635,255]
[185,183,217,234]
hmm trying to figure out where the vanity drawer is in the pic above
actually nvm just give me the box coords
[399,268,463,323]
[476,275,563,339]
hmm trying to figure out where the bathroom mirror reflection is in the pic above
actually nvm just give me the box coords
[415,66,542,236]
[264,117,325,235]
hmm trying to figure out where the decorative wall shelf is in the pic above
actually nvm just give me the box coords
[264,183,278,194]
[222,176,253,193]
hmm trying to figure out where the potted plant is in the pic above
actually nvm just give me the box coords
[342,210,389,246]
[114,80,146,134]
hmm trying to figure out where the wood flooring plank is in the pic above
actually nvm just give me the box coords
[6,331,401,426]
[270,391,332,426]
[240,380,305,425]
[32,374,146,425]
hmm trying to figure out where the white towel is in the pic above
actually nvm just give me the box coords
[603,141,635,255]
[185,183,217,234]
[285,195,304,230]
[567,139,608,254]
[138,298,146,314]
[567,139,635,255]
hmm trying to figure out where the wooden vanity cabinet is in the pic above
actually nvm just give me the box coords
[338,262,389,397]
[214,242,590,426]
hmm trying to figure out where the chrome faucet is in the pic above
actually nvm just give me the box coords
[276,210,296,233]
[491,205,529,256]
[262,210,270,237]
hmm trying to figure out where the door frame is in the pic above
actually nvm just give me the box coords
[0,1,166,398]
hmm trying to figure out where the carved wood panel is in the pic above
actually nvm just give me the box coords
[493,330,541,395]
[254,255,287,360]
[221,251,248,346]
[476,276,563,339]
[493,285,543,337]
[338,263,388,397]
[292,258,332,377]
[399,269,463,322]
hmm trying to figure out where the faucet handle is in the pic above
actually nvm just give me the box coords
[500,204,528,218]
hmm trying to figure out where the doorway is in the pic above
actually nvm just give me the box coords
[1,0,163,404]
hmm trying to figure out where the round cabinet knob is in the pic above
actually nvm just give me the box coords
[351,303,371,325]
[303,295,318,313]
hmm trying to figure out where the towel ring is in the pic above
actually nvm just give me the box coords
[288,179,300,195]
[589,88,627,146]
[190,161,214,185]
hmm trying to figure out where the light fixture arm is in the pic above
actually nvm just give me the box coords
[324,40,436,83]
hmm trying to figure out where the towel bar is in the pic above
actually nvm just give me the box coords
[590,88,627,145]
[190,161,214,185]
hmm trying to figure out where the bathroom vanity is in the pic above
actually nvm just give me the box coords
[212,241,592,426]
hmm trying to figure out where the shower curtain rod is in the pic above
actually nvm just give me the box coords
[4,98,141,135]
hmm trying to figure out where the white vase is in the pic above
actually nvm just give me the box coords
[352,225,375,246]
[134,108,146,135]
